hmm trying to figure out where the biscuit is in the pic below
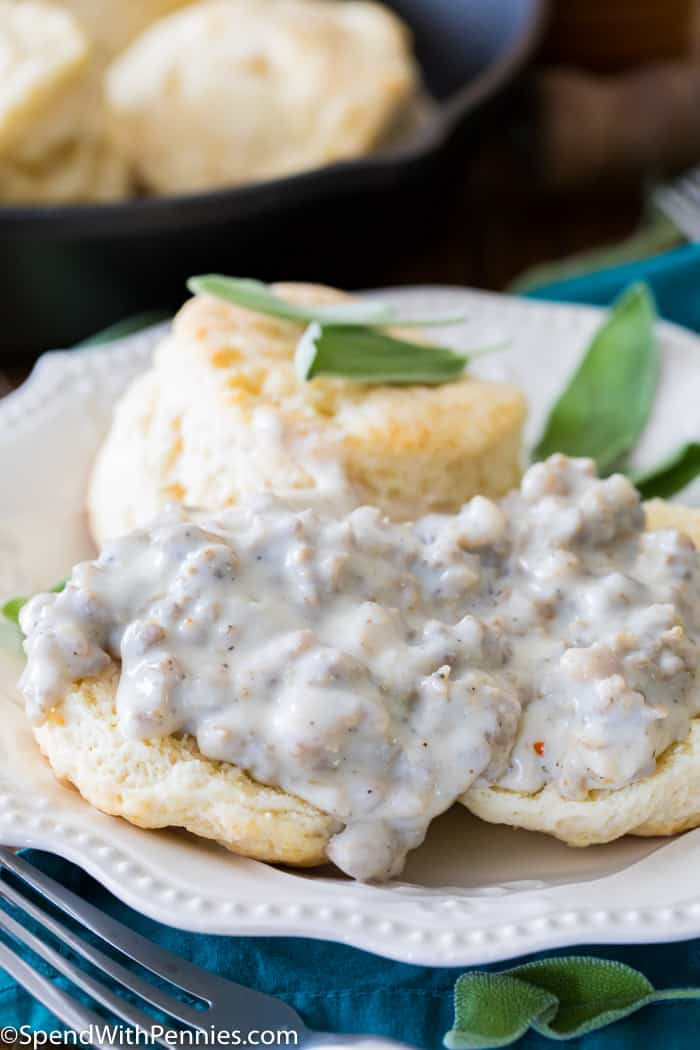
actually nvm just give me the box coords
[1,0,189,199]
[57,0,194,62]
[87,283,527,544]
[0,1,88,157]
[33,503,700,866]
[461,501,700,845]
[0,132,129,202]
[105,0,419,194]
[33,667,337,866]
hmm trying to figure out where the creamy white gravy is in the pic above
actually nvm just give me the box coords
[19,456,700,880]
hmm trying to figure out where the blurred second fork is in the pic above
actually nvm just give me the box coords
[653,165,700,242]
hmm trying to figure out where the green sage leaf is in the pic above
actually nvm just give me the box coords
[509,957,654,1039]
[445,973,558,1049]
[634,442,700,500]
[2,580,66,627]
[187,275,465,328]
[533,284,659,473]
[295,323,467,384]
[445,955,700,1049]
[77,311,170,347]
[1,597,25,626]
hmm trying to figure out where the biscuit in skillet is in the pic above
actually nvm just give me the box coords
[1,0,190,201]
[0,1,88,157]
[58,0,194,62]
[104,0,420,194]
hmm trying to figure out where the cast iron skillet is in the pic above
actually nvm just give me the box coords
[1,0,549,357]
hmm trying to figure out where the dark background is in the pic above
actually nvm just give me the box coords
[3,0,700,380]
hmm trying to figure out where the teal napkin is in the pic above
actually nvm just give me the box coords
[4,245,700,1048]
[522,242,700,332]
[2,851,700,1049]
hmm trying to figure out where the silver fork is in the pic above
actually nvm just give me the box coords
[653,165,700,241]
[0,849,416,1050]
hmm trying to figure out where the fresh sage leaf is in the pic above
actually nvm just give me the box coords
[533,284,659,473]
[2,580,66,627]
[509,957,654,1038]
[295,323,467,384]
[77,311,170,347]
[445,955,700,1049]
[187,275,465,328]
[1,597,25,626]
[445,973,558,1049]
[634,442,700,500]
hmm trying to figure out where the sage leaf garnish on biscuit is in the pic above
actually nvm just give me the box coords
[444,955,700,1048]
[533,284,659,474]
[295,322,468,384]
[188,275,466,328]
[189,274,472,385]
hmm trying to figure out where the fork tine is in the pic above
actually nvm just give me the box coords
[0,849,225,998]
[0,940,110,1049]
[0,876,205,1030]
[682,167,700,193]
[677,174,700,207]
[0,850,306,1035]
[0,902,175,1047]
[653,184,700,241]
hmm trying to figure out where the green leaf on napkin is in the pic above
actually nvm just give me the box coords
[508,957,654,1037]
[187,274,466,328]
[445,973,558,1049]
[77,311,170,347]
[533,284,659,473]
[295,322,468,384]
[634,442,700,500]
[445,956,700,1049]
[2,580,66,627]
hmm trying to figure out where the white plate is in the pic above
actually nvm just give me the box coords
[2,286,700,968]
